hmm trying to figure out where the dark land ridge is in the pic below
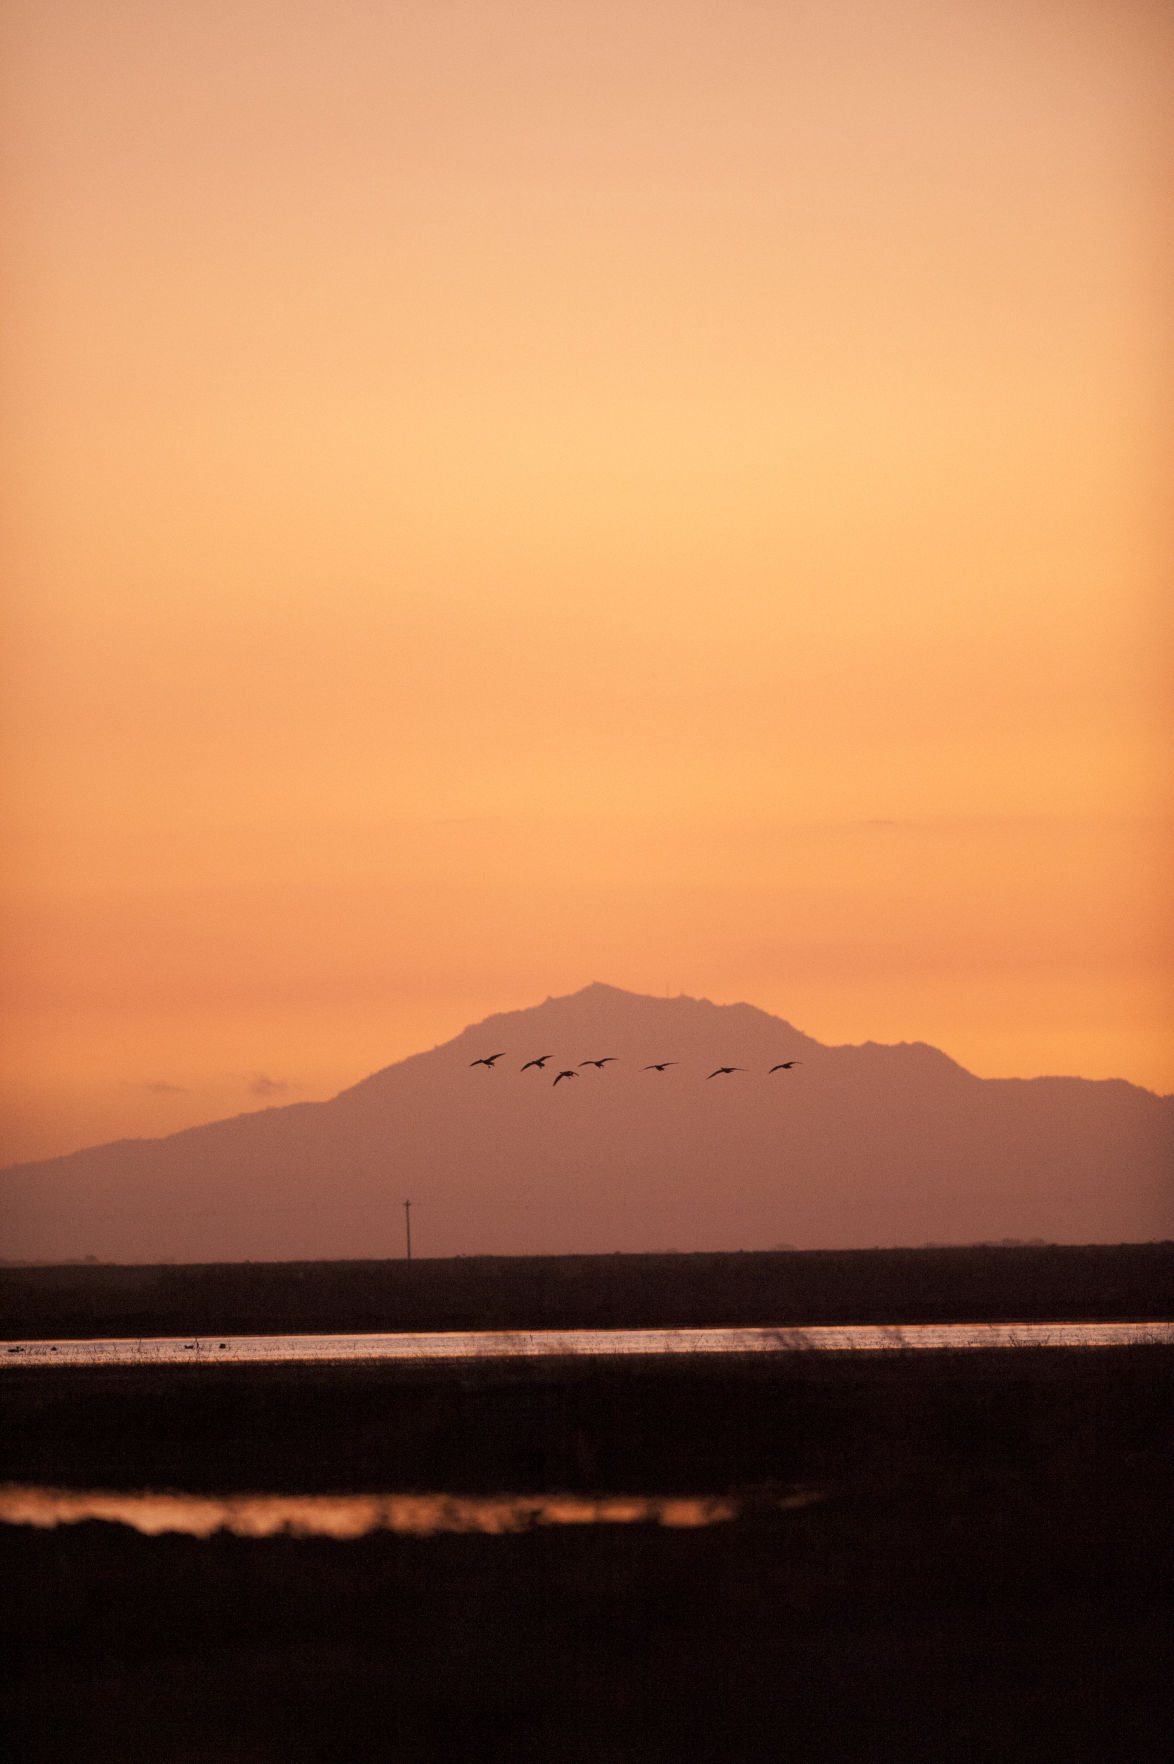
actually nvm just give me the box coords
[3,1241,1172,1341]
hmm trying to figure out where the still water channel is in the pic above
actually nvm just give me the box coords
[0,1485,824,1538]
[4,1322,1171,1364]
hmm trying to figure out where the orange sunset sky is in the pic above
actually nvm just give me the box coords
[3,0,1171,1165]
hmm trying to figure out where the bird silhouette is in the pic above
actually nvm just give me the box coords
[553,1069,578,1086]
[521,1055,554,1071]
[643,1062,677,1072]
[707,1067,745,1079]
[470,1053,506,1068]
[579,1058,617,1068]
[769,1061,802,1072]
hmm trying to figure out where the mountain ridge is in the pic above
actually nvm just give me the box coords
[3,985,1170,1261]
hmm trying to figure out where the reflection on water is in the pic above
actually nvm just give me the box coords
[4,1322,1172,1366]
[0,1484,821,1538]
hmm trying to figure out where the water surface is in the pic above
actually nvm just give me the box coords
[4,1322,1171,1365]
[0,1484,821,1537]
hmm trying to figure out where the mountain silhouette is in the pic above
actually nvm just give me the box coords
[2,984,1171,1261]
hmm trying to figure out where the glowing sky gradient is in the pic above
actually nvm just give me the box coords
[3,1,1171,1162]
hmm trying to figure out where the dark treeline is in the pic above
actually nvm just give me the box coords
[2,1241,1171,1338]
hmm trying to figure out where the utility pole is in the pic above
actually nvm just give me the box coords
[403,1199,412,1261]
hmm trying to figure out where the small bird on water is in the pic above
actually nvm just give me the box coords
[470,1053,506,1068]
[553,1069,578,1086]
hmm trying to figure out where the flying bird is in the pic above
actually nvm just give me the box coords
[643,1062,677,1072]
[470,1053,506,1068]
[707,1067,745,1079]
[553,1069,578,1086]
[521,1055,554,1071]
[579,1058,617,1068]
[769,1061,802,1072]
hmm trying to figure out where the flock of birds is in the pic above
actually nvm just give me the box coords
[470,1052,802,1086]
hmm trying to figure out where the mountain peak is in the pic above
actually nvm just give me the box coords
[3,987,1170,1261]
[446,984,815,1058]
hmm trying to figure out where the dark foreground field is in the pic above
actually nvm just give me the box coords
[4,1344,1173,1762]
